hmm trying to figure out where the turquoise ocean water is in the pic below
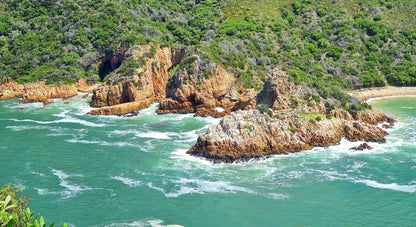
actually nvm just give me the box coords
[0,94,415,226]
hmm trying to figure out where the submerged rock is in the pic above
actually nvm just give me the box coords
[350,143,373,151]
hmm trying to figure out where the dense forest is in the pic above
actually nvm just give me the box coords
[1,0,416,94]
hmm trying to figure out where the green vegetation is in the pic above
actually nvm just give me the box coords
[0,0,221,84]
[0,185,64,227]
[256,104,273,117]
[1,0,416,100]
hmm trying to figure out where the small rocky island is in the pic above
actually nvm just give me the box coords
[188,108,393,163]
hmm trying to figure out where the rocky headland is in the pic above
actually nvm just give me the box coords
[185,69,396,163]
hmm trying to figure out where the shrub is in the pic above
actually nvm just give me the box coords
[0,184,64,227]
[257,104,273,117]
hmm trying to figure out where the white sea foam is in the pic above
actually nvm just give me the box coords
[266,193,290,200]
[6,125,52,131]
[66,139,140,148]
[147,178,251,198]
[104,219,183,227]
[110,176,141,187]
[134,131,171,139]
[110,129,172,140]
[36,188,61,196]
[355,179,416,193]
[194,116,221,125]
[138,103,160,116]
[170,149,214,166]
[9,117,105,127]
[159,113,195,122]
[30,170,47,177]
[51,169,91,198]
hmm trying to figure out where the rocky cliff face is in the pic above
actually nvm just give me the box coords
[91,45,258,117]
[90,81,140,107]
[256,69,325,112]
[157,55,257,117]
[188,108,393,163]
[90,45,186,114]
[0,78,90,104]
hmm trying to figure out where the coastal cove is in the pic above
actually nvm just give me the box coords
[1,95,416,226]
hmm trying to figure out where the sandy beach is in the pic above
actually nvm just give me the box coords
[347,86,416,101]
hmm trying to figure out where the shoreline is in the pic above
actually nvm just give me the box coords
[348,86,416,102]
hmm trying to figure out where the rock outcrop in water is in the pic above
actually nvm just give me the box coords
[187,108,393,163]
[88,98,155,116]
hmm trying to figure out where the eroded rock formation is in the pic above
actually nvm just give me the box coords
[90,45,186,115]
[90,81,140,107]
[157,55,257,117]
[187,109,392,163]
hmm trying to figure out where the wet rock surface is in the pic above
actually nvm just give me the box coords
[350,143,373,151]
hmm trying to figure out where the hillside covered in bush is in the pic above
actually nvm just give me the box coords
[1,0,416,95]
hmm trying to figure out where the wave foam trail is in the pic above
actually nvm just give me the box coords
[110,129,172,140]
[9,116,105,127]
[110,176,141,187]
[355,179,416,193]
[105,219,183,227]
[267,193,290,200]
[50,169,91,198]
[6,125,52,131]
[147,178,251,198]
[66,139,139,148]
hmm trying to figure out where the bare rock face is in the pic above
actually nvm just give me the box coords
[90,45,186,115]
[256,69,325,113]
[354,109,395,126]
[157,55,257,117]
[20,84,78,103]
[188,109,389,163]
[127,45,185,99]
[90,81,139,108]
[157,99,195,114]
